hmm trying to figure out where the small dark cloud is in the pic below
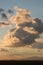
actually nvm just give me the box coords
[1,13,8,19]
[34,18,42,23]
[32,42,43,49]
[0,8,4,13]
[8,10,13,14]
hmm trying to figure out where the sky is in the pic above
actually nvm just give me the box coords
[0,0,43,59]
[0,0,43,19]
[0,0,43,43]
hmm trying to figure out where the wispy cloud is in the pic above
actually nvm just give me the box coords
[0,22,11,28]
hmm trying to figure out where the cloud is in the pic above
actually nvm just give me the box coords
[0,8,4,13]
[0,38,5,46]
[3,31,13,46]
[10,6,31,24]
[33,18,43,33]
[23,27,38,34]
[14,6,30,15]
[0,22,11,28]
[35,33,43,43]
[7,10,14,17]
[3,26,39,47]
[1,13,8,19]
[0,48,8,52]
[0,39,3,44]
[8,10,13,14]
[34,18,42,23]
[35,38,43,43]
[1,6,43,48]
[3,29,20,46]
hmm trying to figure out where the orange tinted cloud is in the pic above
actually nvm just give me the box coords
[23,27,38,34]
[1,6,43,47]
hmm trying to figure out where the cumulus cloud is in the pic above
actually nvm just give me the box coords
[3,35,12,46]
[1,6,43,48]
[14,6,30,15]
[10,6,31,24]
[9,6,37,33]
[3,26,39,47]
[3,29,20,46]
